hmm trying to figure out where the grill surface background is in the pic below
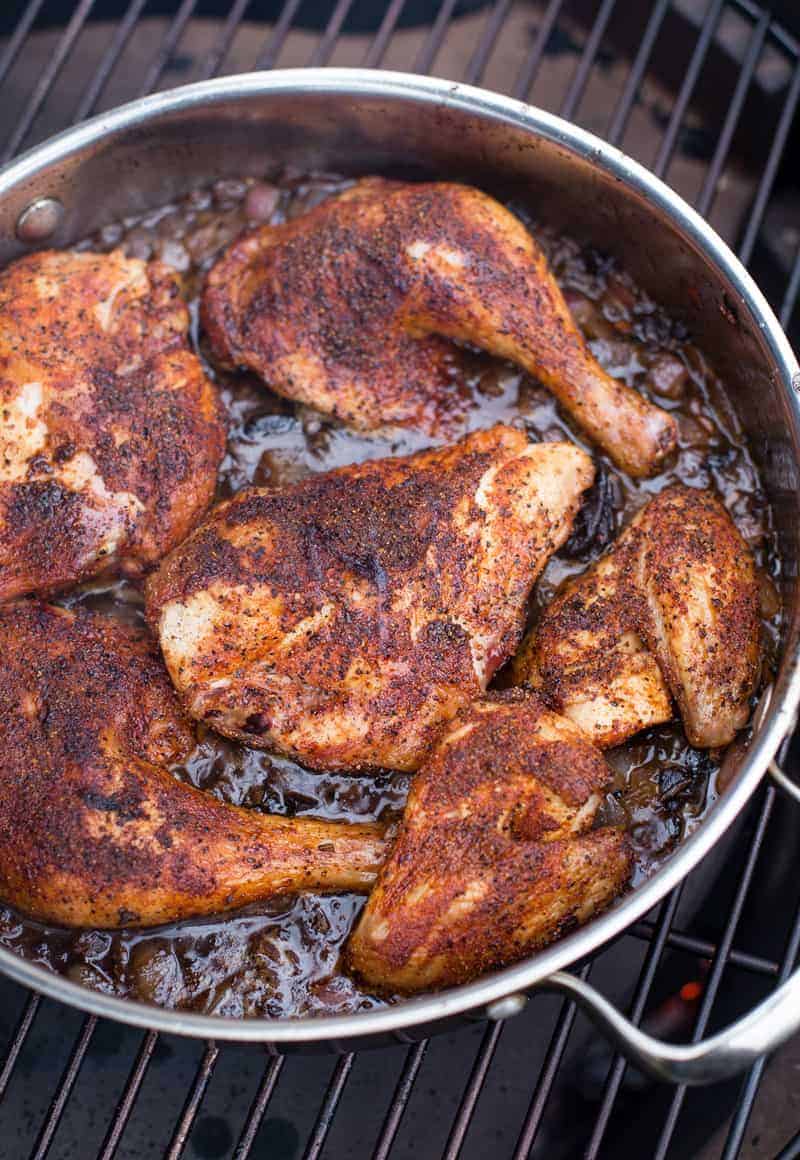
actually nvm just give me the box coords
[2,2,800,1158]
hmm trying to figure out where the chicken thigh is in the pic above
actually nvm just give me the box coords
[346,691,631,993]
[146,426,594,772]
[202,179,676,476]
[0,601,386,929]
[0,249,225,602]
[514,486,761,749]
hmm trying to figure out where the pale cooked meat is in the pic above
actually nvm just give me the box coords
[0,601,387,929]
[202,178,676,476]
[515,538,673,747]
[146,425,594,772]
[0,249,226,602]
[514,485,761,749]
[345,691,631,993]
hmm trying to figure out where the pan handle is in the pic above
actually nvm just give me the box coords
[768,757,800,806]
[541,966,800,1085]
[540,750,800,1086]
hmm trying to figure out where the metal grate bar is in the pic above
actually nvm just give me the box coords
[0,6,796,1159]
[199,0,254,81]
[0,992,40,1101]
[628,923,780,977]
[1,0,97,163]
[723,1062,771,1160]
[363,0,409,68]
[310,0,357,68]
[137,0,199,98]
[73,0,149,122]
[166,1042,220,1160]
[413,0,460,76]
[584,886,685,1159]
[464,0,514,87]
[372,1041,429,1160]
[653,789,776,1160]
[255,0,304,70]
[443,1021,505,1160]
[607,0,672,146]
[732,0,798,54]
[0,0,47,91]
[739,55,800,264]
[696,7,770,218]
[98,1030,159,1160]
[303,1053,355,1160]
[779,245,800,328]
[720,897,800,1160]
[233,1056,285,1160]
[776,1129,800,1160]
[31,1015,97,1160]
[559,0,617,121]
[512,961,593,1160]
[653,0,726,179]
[513,0,566,101]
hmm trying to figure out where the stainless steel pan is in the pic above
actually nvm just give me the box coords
[1,69,799,1083]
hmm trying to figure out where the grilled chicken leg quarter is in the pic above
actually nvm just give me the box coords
[514,486,762,749]
[0,602,386,929]
[0,250,225,602]
[202,179,676,476]
[346,692,632,993]
[146,425,594,772]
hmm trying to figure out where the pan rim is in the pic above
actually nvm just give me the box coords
[0,67,798,1044]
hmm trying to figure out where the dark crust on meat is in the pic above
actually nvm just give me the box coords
[202,179,471,434]
[635,484,761,744]
[0,600,193,920]
[145,426,594,771]
[152,432,508,605]
[345,691,632,993]
[0,250,226,601]
[0,601,386,928]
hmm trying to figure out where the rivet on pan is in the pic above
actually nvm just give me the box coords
[485,993,527,1021]
[16,197,65,243]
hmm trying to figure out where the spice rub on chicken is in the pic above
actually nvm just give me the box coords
[0,601,387,929]
[514,485,762,749]
[202,178,676,475]
[0,249,226,602]
[345,691,632,993]
[146,425,594,772]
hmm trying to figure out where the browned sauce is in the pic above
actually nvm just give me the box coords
[0,172,781,1019]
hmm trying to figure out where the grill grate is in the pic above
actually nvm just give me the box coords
[1,2,800,1157]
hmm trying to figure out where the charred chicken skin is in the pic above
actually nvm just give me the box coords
[146,425,594,772]
[346,691,631,993]
[0,250,226,602]
[0,601,387,929]
[202,179,676,476]
[514,485,761,749]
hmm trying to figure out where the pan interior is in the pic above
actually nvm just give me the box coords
[0,71,797,1043]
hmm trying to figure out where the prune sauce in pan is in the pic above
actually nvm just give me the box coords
[0,172,781,1018]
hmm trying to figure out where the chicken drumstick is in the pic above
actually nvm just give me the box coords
[202,179,676,476]
[0,601,386,929]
